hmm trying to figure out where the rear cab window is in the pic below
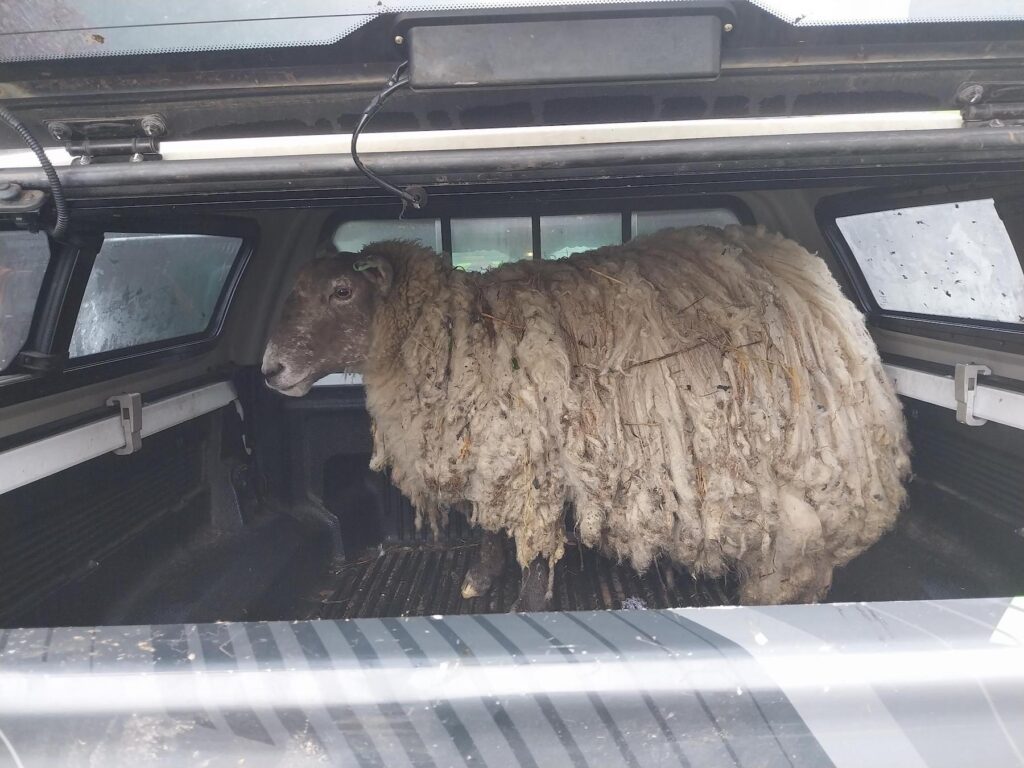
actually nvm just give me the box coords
[540,214,622,259]
[834,198,1024,324]
[632,207,740,237]
[330,206,742,271]
[333,219,441,253]
[0,231,50,372]
[451,217,533,271]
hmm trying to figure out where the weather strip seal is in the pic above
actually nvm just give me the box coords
[883,363,1024,430]
[0,380,237,496]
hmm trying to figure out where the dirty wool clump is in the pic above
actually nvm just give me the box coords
[362,226,910,604]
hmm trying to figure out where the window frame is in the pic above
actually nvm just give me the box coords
[0,226,67,375]
[817,188,1024,354]
[0,216,254,404]
[319,194,754,269]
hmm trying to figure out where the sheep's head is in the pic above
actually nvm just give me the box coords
[262,246,393,396]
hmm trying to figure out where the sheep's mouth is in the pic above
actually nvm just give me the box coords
[266,373,318,397]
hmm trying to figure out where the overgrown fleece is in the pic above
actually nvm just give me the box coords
[362,227,910,604]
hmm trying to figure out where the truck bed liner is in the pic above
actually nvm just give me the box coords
[306,539,735,619]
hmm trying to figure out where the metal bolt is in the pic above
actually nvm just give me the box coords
[394,34,405,45]
[957,83,985,105]
[723,22,734,32]
[0,182,21,201]
[48,122,71,141]
[139,114,166,137]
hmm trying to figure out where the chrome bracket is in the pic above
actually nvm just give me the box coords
[107,392,143,454]
[954,363,991,427]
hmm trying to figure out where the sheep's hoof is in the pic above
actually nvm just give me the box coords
[460,570,494,599]
[511,558,550,613]
[461,530,506,600]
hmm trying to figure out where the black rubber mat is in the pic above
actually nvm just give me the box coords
[306,538,737,619]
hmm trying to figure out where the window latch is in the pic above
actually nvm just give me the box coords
[107,392,143,454]
[954,363,991,427]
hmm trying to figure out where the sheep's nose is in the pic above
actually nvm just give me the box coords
[262,361,286,383]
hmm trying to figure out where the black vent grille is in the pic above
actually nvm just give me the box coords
[0,420,205,622]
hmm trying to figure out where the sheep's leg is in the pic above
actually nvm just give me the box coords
[461,530,506,599]
[510,556,550,613]
[738,488,833,605]
[739,556,833,604]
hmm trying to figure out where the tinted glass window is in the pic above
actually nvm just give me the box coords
[0,231,50,372]
[70,233,241,358]
[632,208,740,237]
[541,214,622,260]
[836,199,1024,323]
[451,217,532,272]
[333,219,441,253]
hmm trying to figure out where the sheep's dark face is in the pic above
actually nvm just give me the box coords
[262,248,393,396]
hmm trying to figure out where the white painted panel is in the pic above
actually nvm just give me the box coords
[0,111,963,170]
[0,417,126,495]
[884,363,1024,431]
[974,386,1024,429]
[0,381,238,495]
[141,381,238,437]
[884,364,956,410]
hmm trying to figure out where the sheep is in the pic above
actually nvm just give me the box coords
[263,226,910,610]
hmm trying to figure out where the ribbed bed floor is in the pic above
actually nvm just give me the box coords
[304,538,737,619]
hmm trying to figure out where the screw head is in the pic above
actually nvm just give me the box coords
[0,182,22,201]
[394,34,405,45]
[723,22,734,32]
[139,114,166,137]
[48,122,71,141]
[957,83,985,105]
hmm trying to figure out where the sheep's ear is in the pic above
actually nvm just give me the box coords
[314,238,337,260]
[353,255,394,296]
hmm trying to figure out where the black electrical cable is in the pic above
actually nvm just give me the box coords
[350,62,427,211]
[0,104,69,240]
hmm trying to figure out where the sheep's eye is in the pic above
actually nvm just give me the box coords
[333,286,352,300]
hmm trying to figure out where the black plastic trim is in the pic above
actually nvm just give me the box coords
[393,2,736,37]
[0,215,255,405]
[14,232,100,373]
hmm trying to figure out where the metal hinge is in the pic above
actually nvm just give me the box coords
[0,181,46,214]
[954,363,991,427]
[957,82,1024,126]
[0,181,47,232]
[107,392,143,454]
[44,114,166,165]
